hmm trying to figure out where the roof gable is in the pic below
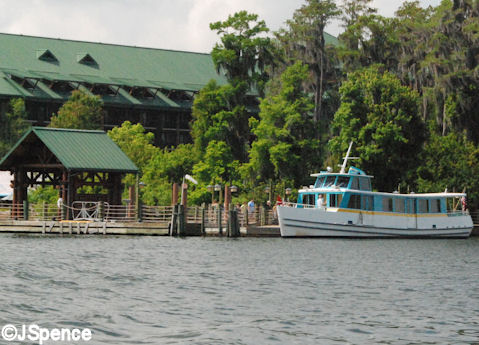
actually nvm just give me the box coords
[0,127,138,173]
[36,49,58,63]
[76,53,98,66]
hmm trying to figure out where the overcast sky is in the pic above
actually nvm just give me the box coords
[0,0,440,53]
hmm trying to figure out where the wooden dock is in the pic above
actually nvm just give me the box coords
[0,220,169,235]
[0,220,281,237]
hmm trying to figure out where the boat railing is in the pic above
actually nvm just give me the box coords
[447,210,470,217]
[280,202,316,209]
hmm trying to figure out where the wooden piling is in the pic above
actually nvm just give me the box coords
[218,207,223,235]
[201,207,205,235]
[177,204,185,236]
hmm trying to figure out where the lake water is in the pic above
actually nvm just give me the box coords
[0,235,478,344]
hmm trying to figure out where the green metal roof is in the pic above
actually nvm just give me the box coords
[0,33,229,106]
[0,127,138,173]
[324,32,340,46]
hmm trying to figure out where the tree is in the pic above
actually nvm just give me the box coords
[0,98,30,158]
[196,11,276,163]
[191,80,249,161]
[338,0,378,71]
[278,0,341,124]
[141,144,199,206]
[107,121,158,174]
[329,66,426,191]
[416,127,479,210]
[193,140,240,185]
[210,10,275,94]
[247,62,319,186]
[108,121,159,200]
[49,90,103,129]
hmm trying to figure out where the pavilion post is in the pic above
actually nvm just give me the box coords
[172,183,179,205]
[135,174,140,221]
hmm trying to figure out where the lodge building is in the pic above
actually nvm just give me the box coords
[0,33,237,147]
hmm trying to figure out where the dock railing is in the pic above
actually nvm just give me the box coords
[142,205,173,223]
[0,202,282,228]
[0,202,176,223]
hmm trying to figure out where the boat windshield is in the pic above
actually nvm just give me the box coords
[315,177,325,188]
[336,176,350,188]
[324,176,336,188]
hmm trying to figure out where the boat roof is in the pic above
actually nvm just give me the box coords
[310,172,374,178]
[299,188,466,198]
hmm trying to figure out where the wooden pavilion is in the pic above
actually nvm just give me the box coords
[0,127,138,219]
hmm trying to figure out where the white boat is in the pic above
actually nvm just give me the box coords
[277,143,473,238]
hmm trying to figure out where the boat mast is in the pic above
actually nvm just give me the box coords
[339,141,358,174]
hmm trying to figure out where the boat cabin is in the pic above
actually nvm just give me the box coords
[297,167,458,215]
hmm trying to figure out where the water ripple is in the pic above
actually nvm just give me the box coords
[0,235,477,344]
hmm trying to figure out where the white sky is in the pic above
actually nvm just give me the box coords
[0,0,441,53]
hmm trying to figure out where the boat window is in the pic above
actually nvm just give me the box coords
[382,197,393,212]
[329,194,342,207]
[336,176,350,188]
[362,195,374,210]
[430,199,440,213]
[350,177,359,190]
[324,176,336,188]
[348,194,361,209]
[418,199,428,213]
[315,177,325,188]
[394,198,405,213]
[406,199,416,214]
[359,177,372,191]
[302,194,316,206]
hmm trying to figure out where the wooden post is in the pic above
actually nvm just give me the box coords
[128,185,135,218]
[260,205,266,226]
[181,183,187,221]
[169,204,178,236]
[23,200,29,220]
[135,174,140,221]
[201,207,205,235]
[10,173,16,219]
[224,185,231,212]
[218,207,223,236]
[67,171,74,220]
[171,183,179,205]
[98,201,104,221]
[228,209,240,237]
[18,167,26,219]
[61,170,67,220]
[177,204,184,236]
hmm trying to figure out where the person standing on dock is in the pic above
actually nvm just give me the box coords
[248,199,255,214]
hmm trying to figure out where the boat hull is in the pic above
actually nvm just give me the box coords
[277,206,473,238]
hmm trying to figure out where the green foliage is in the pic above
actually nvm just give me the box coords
[191,80,249,162]
[0,98,30,158]
[210,10,274,94]
[28,186,58,205]
[49,90,103,130]
[329,66,426,191]
[416,128,479,209]
[193,140,240,185]
[277,0,341,123]
[107,121,158,174]
[108,121,159,203]
[247,62,319,186]
[141,144,199,205]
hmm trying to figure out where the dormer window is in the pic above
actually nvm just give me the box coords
[77,53,97,66]
[36,49,58,63]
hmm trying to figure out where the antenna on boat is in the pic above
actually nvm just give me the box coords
[340,141,359,174]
